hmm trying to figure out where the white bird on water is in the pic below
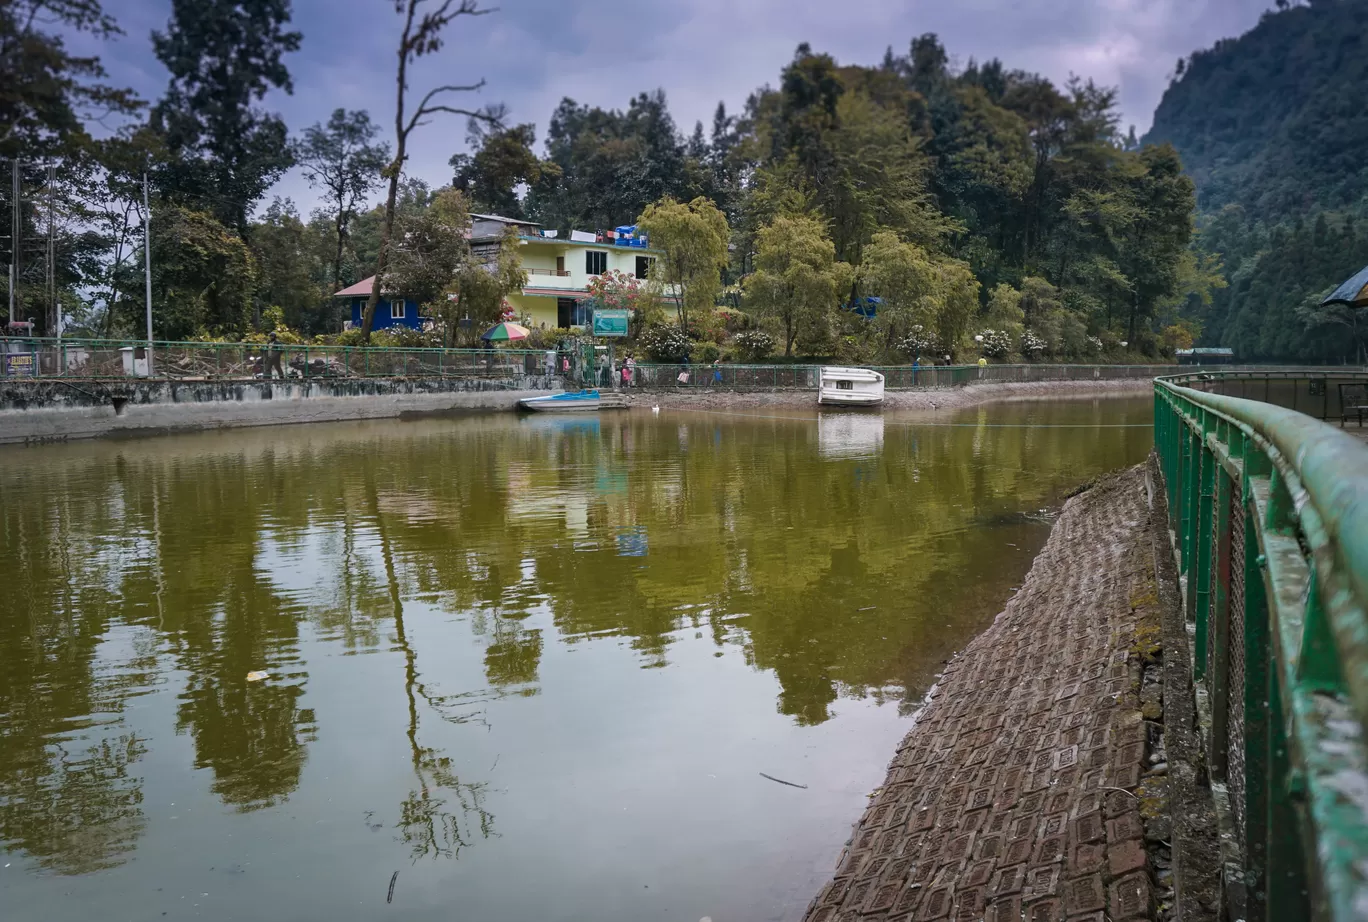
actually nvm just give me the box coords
[651,405,660,415]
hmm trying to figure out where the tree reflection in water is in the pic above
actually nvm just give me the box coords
[373,475,497,861]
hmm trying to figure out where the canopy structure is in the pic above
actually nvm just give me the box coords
[1321,265,1368,308]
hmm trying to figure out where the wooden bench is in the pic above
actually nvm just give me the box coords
[1340,383,1368,427]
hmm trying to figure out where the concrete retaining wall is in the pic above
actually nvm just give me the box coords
[0,377,556,445]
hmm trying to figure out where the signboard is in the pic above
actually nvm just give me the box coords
[4,352,35,378]
[592,308,630,338]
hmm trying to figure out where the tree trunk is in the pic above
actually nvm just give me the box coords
[361,163,401,341]
[333,201,346,289]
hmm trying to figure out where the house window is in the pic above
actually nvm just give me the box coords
[586,250,607,275]
[390,301,406,320]
[635,256,654,280]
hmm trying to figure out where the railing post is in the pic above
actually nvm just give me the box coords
[1192,425,1215,677]
[1265,661,1308,921]
[1241,444,1272,922]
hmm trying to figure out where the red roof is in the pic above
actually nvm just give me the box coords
[333,276,380,298]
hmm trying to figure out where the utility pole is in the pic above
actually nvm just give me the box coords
[46,162,55,338]
[9,158,19,325]
[143,171,153,374]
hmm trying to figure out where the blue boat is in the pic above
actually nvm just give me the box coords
[518,389,602,413]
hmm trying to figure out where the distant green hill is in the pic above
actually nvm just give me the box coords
[1146,0,1368,219]
[1145,0,1368,362]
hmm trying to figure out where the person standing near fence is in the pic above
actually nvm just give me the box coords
[545,348,556,378]
[710,358,722,387]
[624,354,635,387]
[265,332,285,380]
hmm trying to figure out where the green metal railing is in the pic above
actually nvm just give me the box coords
[0,337,550,380]
[1154,370,1368,922]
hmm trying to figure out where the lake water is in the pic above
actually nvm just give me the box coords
[0,397,1152,922]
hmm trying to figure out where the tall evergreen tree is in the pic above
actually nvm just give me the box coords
[151,0,302,232]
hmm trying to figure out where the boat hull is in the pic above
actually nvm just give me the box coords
[818,390,884,407]
[518,390,602,412]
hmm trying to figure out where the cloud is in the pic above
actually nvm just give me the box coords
[91,0,1270,214]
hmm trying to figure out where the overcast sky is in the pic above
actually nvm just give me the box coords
[90,0,1272,218]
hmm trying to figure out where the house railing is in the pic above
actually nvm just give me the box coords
[0,337,551,380]
[1154,370,1368,922]
[525,268,571,277]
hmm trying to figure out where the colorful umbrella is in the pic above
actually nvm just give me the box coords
[481,322,530,342]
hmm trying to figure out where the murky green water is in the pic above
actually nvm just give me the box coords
[0,397,1152,922]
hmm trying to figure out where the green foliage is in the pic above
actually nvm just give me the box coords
[1147,0,1368,361]
[636,196,729,331]
[385,187,469,312]
[151,0,301,232]
[446,227,527,345]
[733,329,775,361]
[248,198,330,334]
[296,108,390,288]
[637,324,690,361]
[148,204,257,340]
[859,231,941,345]
[744,215,853,356]
[1147,0,1368,220]
[451,121,557,219]
[897,325,939,359]
[530,91,700,234]
[0,0,140,159]
[975,329,1012,358]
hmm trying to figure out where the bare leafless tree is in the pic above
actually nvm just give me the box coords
[361,0,495,339]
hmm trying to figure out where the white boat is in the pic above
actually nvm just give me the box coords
[817,367,885,407]
[518,389,602,412]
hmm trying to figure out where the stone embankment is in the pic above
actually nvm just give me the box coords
[0,376,556,444]
[800,466,1169,922]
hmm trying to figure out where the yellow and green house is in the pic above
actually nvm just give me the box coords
[469,214,661,330]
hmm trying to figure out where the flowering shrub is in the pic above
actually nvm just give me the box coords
[1087,335,1103,352]
[897,324,939,358]
[1021,329,1047,356]
[975,328,1012,358]
[638,324,691,361]
[733,329,775,360]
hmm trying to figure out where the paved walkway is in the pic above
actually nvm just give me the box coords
[801,467,1159,922]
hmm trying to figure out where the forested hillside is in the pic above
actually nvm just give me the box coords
[1146,0,1368,362]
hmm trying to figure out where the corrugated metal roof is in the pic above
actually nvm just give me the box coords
[1323,265,1368,308]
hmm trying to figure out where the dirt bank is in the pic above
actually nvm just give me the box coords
[616,377,1151,412]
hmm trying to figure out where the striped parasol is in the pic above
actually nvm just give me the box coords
[481,322,531,342]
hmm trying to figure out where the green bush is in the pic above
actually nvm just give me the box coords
[638,324,691,361]
[733,329,775,361]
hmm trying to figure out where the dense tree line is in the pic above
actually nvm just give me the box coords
[1147,0,1368,362]
[0,0,1245,361]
